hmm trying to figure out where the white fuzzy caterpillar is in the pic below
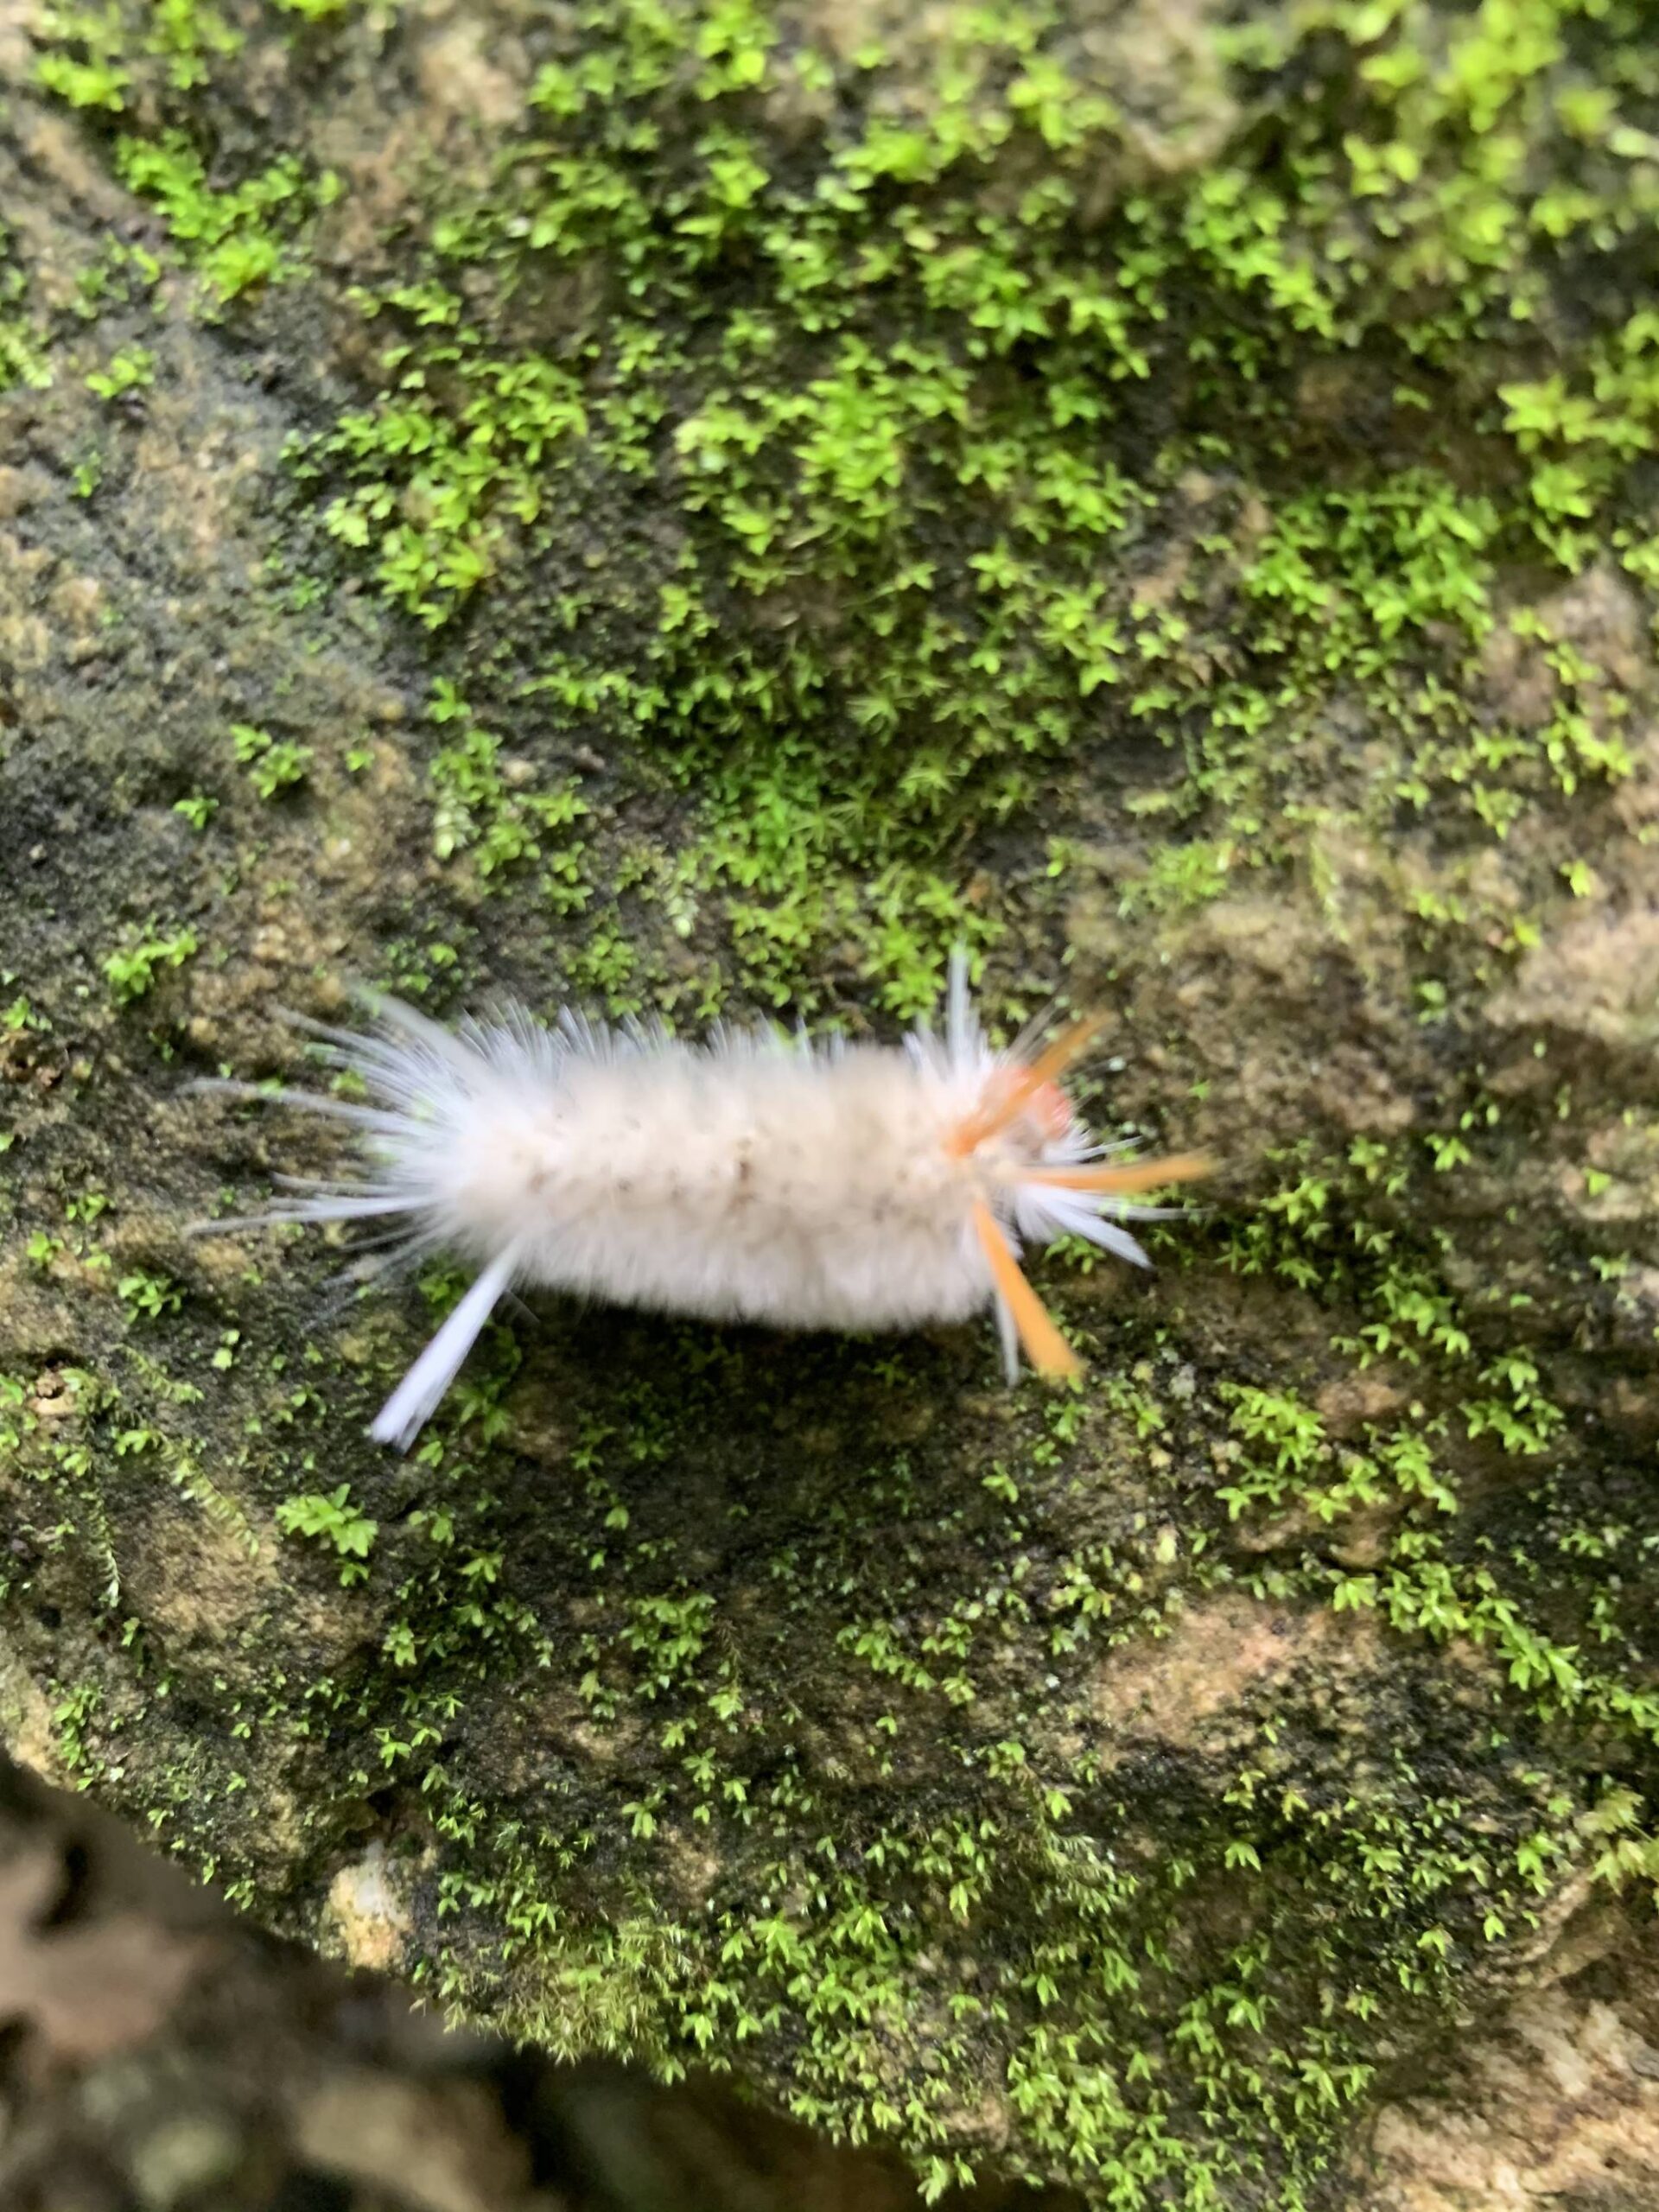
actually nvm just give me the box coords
[198,954,1207,1452]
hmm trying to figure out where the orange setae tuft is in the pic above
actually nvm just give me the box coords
[1020,1151,1213,1198]
[946,1011,1109,1158]
[971,1200,1083,1380]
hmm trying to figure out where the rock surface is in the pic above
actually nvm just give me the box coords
[3,0,1659,2202]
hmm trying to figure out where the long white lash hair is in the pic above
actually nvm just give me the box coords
[191,951,1209,1451]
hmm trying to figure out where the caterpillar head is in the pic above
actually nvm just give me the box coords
[946,1010,1210,1382]
[981,1070,1076,1153]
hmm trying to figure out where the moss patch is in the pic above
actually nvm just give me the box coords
[3,0,1659,2204]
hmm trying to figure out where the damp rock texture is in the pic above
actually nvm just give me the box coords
[3,2,1659,2203]
[0,1749,953,2212]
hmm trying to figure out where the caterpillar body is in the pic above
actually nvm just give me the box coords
[200,954,1207,1451]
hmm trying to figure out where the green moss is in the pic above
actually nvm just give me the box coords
[276,1484,378,1582]
[85,342,154,400]
[0,226,52,392]
[34,3,133,111]
[426,683,591,891]
[229,721,312,798]
[41,0,1650,1006]
[117,132,340,302]
[1203,1131,1659,1769]
[11,0,1659,2202]
[245,0,1643,1013]
[115,1268,185,1322]
[38,0,241,103]
[102,922,199,1005]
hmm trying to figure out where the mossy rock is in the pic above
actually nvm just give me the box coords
[3,0,1659,2202]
